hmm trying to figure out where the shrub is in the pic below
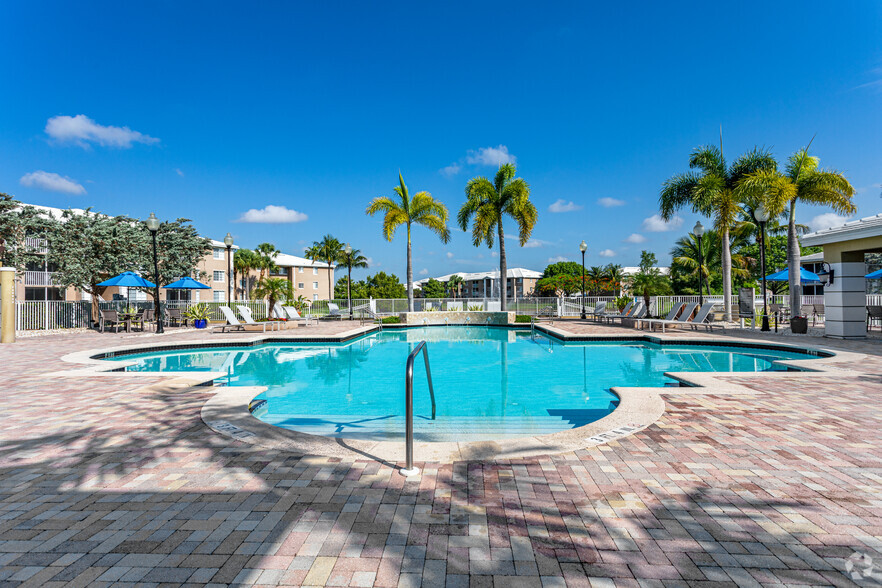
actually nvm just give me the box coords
[515,315,532,323]
[380,316,401,324]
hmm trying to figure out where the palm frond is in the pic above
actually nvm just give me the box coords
[796,170,857,214]
[728,147,777,184]
[659,172,700,220]
[689,145,726,177]
[381,209,408,241]
[366,196,400,216]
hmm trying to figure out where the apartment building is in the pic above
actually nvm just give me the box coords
[265,253,335,302]
[414,268,541,298]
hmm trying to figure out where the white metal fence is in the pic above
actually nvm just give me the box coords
[10,294,882,332]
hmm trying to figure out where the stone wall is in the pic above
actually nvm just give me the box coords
[398,311,515,325]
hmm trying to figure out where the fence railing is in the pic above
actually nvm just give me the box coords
[9,294,882,332]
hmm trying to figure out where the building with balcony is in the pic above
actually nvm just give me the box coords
[414,268,542,298]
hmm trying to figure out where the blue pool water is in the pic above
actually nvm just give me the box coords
[113,327,813,441]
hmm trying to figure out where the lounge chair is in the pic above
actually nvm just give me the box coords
[237,305,282,331]
[605,301,645,325]
[584,301,606,319]
[213,306,247,333]
[323,302,344,320]
[601,301,632,323]
[686,302,722,331]
[282,305,314,326]
[638,302,693,333]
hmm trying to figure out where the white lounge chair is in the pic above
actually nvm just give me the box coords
[282,305,314,326]
[213,306,247,333]
[324,303,344,320]
[584,301,606,319]
[638,302,688,332]
[237,305,281,332]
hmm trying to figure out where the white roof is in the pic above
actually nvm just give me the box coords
[20,202,89,219]
[800,252,824,263]
[621,266,670,276]
[415,267,541,286]
[273,252,334,268]
[801,213,882,246]
[209,239,239,250]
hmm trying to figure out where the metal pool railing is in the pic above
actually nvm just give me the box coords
[401,341,435,477]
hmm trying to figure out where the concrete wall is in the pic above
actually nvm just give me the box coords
[398,311,515,325]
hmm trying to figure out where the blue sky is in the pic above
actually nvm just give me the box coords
[2,1,881,281]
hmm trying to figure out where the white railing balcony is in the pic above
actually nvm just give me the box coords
[24,237,49,254]
[23,271,57,286]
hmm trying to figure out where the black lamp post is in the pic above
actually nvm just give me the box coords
[693,221,705,307]
[754,205,771,331]
[145,213,164,334]
[344,243,353,320]
[224,233,234,303]
[579,240,587,319]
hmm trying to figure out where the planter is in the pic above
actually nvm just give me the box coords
[194,318,208,329]
[790,316,808,334]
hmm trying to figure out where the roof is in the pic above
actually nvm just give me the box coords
[415,267,542,286]
[272,252,334,269]
[801,213,882,246]
[621,266,670,276]
[209,239,239,250]
[800,252,824,263]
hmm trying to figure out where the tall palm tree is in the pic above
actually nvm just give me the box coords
[253,277,294,316]
[446,274,464,299]
[338,246,369,308]
[366,173,451,311]
[670,229,750,295]
[254,242,279,281]
[739,148,856,317]
[458,164,538,311]
[660,143,776,320]
[604,264,625,297]
[586,266,606,295]
[233,248,259,300]
[307,234,343,299]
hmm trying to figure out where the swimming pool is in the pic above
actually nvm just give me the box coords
[110,326,816,442]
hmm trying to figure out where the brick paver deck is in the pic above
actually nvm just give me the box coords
[2,321,881,586]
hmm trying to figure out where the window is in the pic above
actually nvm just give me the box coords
[313,294,319,301]
[213,270,225,282]
[214,291,225,302]
[313,267,318,275]
[313,282,319,289]
[298,266,304,273]
[213,248,223,260]
[298,282,305,289]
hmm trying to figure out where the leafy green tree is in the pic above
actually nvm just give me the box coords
[365,271,407,299]
[739,148,856,316]
[421,278,445,298]
[335,277,369,299]
[605,264,625,297]
[446,274,464,298]
[307,234,343,299]
[541,261,581,278]
[136,217,212,289]
[629,250,673,314]
[660,144,776,320]
[586,266,608,295]
[337,245,368,304]
[0,193,55,270]
[233,248,260,300]
[459,164,538,311]
[736,234,820,293]
[536,274,581,296]
[254,242,279,281]
[253,276,294,312]
[366,173,451,311]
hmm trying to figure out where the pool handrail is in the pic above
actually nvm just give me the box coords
[401,340,436,477]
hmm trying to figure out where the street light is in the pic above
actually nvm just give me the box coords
[579,240,588,319]
[145,213,164,334]
[754,205,771,331]
[693,221,705,307]
[344,243,353,320]
[224,233,234,303]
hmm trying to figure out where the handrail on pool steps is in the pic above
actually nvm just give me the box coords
[400,340,435,477]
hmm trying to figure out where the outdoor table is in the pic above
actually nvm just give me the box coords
[118,312,140,333]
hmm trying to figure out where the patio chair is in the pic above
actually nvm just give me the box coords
[129,309,147,332]
[237,305,282,331]
[585,301,606,319]
[323,302,344,320]
[601,301,632,323]
[811,303,825,326]
[142,308,157,331]
[867,306,882,332]
[99,309,124,333]
[605,301,644,325]
[638,302,686,332]
[213,306,247,333]
[165,307,188,327]
[686,302,722,331]
[282,305,314,326]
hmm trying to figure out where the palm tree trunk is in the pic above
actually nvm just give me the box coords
[406,224,414,312]
[328,262,333,301]
[787,200,801,318]
[498,223,507,311]
[721,228,732,321]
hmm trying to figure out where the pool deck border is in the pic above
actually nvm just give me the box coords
[50,323,865,466]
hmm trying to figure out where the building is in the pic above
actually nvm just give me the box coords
[263,253,335,302]
[414,268,542,298]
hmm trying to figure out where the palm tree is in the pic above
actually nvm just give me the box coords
[671,229,750,295]
[252,276,294,314]
[307,235,343,299]
[660,143,776,320]
[338,246,368,309]
[586,266,606,295]
[446,274,464,299]
[366,173,451,312]
[738,148,856,317]
[254,242,279,281]
[233,248,259,300]
[629,270,672,313]
[458,164,538,311]
[604,264,625,297]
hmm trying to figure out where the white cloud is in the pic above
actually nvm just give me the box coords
[598,249,616,258]
[236,205,308,224]
[45,114,159,148]
[491,251,498,257]
[624,233,647,244]
[440,163,461,176]
[465,145,516,166]
[598,197,625,208]
[642,214,683,232]
[808,213,852,232]
[506,235,551,248]
[446,252,454,259]
[547,256,570,263]
[548,199,582,213]
[19,170,86,195]
[175,168,184,177]
[419,268,429,275]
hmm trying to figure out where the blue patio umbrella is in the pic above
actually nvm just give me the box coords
[163,277,210,290]
[96,271,156,307]
[765,267,821,283]
[866,269,882,279]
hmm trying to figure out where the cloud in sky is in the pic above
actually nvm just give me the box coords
[642,214,683,232]
[547,255,570,263]
[507,235,551,248]
[45,114,159,148]
[808,213,851,232]
[236,205,308,223]
[19,170,86,195]
[624,233,647,243]
[466,145,516,166]
[598,197,625,208]
[446,252,454,259]
[440,163,461,177]
[175,168,184,177]
[419,268,429,275]
[598,249,616,257]
[548,199,582,213]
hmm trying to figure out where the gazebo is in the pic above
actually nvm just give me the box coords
[801,213,882,339]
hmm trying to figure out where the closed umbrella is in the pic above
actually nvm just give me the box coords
[765,267,821,283]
